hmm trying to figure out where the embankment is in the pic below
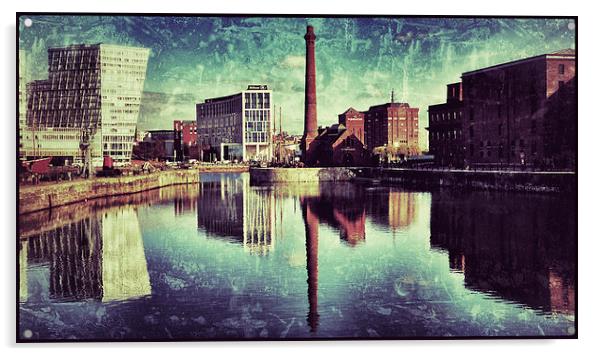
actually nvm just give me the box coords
[249,167,354,184]
[352,168,576,193]
[19,169,200,214]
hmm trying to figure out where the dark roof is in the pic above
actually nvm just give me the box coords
[367,102,411,111]
[340,107,360,116]
[316,124,347,146]
[462,48,575,77]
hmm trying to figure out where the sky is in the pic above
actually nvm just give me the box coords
[18,15,575,150]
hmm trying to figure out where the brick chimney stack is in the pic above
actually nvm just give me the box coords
[302,25,318,164]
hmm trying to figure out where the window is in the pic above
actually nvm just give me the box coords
[559,64,565,75]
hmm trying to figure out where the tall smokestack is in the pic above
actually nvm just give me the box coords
[302,25,318,164]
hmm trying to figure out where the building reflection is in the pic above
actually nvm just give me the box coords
[173,184,199,215]
[197,173,275,255]
[19,240,28,303]
[365,188,416,232]
[20,184,201,240]
[430,190,575,314]
[303,183,367,246]
[21,207,151,303]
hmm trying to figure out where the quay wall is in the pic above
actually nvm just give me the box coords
[249,167,355,184]
[198,165,248,173]
[19,170,200,214]
[352,168,576,193]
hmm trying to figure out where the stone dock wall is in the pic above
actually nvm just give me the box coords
[19,170,200,215]
[352,168,576,193]
[249,167,355,184]
[250,167,575,193]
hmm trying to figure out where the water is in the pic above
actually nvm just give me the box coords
[18,172,576,340]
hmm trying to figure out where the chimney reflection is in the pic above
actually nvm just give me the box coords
[301,197,320,332]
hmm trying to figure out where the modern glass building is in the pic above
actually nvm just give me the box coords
[196,85,272,162]
[21,43,150,166]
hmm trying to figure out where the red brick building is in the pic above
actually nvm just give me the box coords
[461,49,576,169]
[338,107,365,144]
[427,82,465,167]
[363,102,420,158]
[174,120,197,146]
[174,120,198,161]
[312,124,370,167]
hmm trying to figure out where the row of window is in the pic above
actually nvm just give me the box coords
[430,130,462,140]
[199,99,238,117]
[430,111,462,122]
[245,109,270,122]
[245,132,268,143]
[199,115,238,129]
[244,92,270,109]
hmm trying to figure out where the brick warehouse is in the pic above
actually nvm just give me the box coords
[427,82,464,167]
[338,107,365,144]
[363,100,420,158]
[461,49,576,169]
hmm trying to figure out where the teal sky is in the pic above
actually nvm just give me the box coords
[18,16,575,149]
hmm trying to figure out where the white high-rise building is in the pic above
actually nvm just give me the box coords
[22,43,150,166]
[196,85,272,162]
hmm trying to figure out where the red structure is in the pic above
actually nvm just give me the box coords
[364,101,420,158]
[173,120,197,146]
[338,107,365,144]
[174,120,198,161]
[301,25,319,165]
[311,124,370,166]
[461,49,576,169]
[427,82,465,167]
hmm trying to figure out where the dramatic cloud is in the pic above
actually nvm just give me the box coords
[19,16,575,150]
[281,55,305,69]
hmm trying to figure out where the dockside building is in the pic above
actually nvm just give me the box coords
[196,85,272,162]
[22,43,150,166]
[427,82,464,167]
[363,101,420,157]
[427,49,576,170]
[462,49,575,169]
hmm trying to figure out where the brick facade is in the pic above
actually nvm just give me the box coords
[427,82,464,167]
[461,49,575,169]
[338,107,365,144]
[363,102,420,157]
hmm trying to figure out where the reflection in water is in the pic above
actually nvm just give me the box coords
[22,207,151,303]
[301,197,320,332]
[19,241,28,302]
[101,209,151,302]
[430,190,576,314]
[197,173,275,255]
[19,173,576,340]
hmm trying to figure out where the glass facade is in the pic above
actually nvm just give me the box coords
[23,44,149,165]
[197,88,271,161]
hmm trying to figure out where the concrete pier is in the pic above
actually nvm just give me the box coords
[351,168,576,193]
[249,167,355,184]
[19,170,200,214]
